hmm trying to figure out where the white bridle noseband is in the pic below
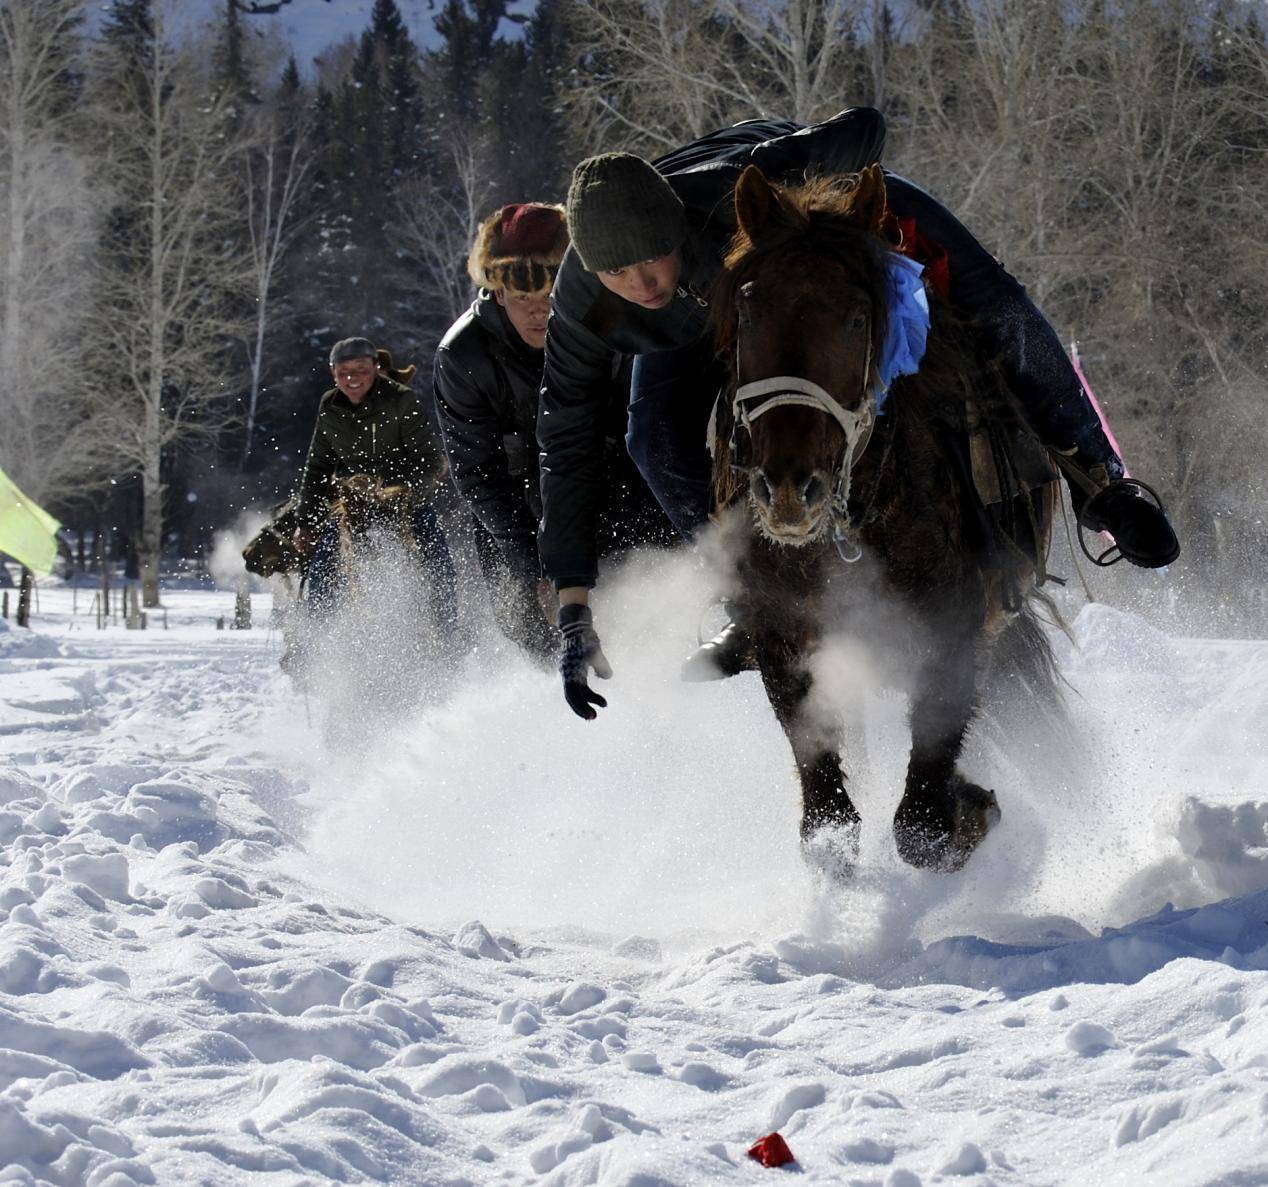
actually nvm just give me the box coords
[728,360,881,563]
[731,375,877,469]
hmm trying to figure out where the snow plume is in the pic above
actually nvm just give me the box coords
[294,542,819,943]
[208,511,270,589]
[283,531,462,731]
[287,528,1268,970]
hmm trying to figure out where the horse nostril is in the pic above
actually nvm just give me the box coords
[752,472,773,508]
[802,474,826,507]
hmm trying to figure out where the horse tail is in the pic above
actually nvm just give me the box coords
[981,589,1068,726]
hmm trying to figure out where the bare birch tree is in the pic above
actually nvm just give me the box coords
[240,109,310,467]
[893,0,1268,589]
[87,2,250,605]
[895,0,1090,303]
[567,0,868,157]
[1067,0,1260,537]
[396,132,493,342]
[0,0,106,508]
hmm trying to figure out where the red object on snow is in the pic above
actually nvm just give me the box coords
[747,1132,796,1168]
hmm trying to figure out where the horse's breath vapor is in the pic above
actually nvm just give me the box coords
[209,511,270,589]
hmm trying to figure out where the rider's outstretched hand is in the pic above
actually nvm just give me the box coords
[557,603,612,720]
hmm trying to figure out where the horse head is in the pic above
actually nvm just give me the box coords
[717,164,891,546]
[330,475,413,542]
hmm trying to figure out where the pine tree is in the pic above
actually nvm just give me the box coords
[299,1,430,349]
[431,0,508,122]
[482,0,570,200]
[213,0,257,122]
[99,0,154,85]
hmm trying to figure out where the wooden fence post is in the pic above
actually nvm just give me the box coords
[16,567,33,628]
[233,580,252,630]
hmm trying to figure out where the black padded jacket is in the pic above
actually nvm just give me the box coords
[434,293,547,582]
[295,376,443,529]
[538,107,889,587]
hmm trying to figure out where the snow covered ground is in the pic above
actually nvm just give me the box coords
[2,556,1268,1185]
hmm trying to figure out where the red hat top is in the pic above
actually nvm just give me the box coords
[468,202,569,293]
[497,203,567,257]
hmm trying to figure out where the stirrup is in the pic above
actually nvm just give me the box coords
[681,618,758,682]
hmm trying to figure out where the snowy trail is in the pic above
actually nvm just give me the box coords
[2,577,1268,1185]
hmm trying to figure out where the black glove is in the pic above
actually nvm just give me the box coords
[557,603,612,720]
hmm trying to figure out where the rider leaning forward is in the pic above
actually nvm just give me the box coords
[433,204,567,663]
[539,106,1181,720]
[435,202,674,664]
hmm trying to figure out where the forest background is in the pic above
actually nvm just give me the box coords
[1,0,1264,622]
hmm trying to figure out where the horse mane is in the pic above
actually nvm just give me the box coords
[709,171,1011,510]
[709,173,890,356]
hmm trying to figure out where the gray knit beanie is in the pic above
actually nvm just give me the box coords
[329,336,376,366]
[566,153,686,273]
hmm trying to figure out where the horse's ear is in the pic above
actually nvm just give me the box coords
[849,164,888,236]
[734,165,774,238]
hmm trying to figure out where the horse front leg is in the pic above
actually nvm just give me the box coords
[893,639,1000,871]
[755,638,862,880]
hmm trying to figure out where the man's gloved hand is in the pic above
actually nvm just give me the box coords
[557,603,612,720]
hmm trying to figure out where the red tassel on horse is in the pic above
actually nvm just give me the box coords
[883,212,951,298]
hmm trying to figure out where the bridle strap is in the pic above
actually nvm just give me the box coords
[733,374,877,467]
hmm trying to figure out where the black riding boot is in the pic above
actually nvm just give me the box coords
[681,616,760,682]
[1076,479,1181,569]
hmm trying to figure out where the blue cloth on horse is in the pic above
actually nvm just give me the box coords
[875,253,930,410]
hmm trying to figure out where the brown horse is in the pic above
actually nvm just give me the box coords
[710,164,1060,876]
[328,474,417,569]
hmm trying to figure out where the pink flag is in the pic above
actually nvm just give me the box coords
[1069,343,1129,477]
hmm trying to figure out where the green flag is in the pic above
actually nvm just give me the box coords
[0,466,61,576]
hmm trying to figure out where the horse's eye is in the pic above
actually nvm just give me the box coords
[850,310,867,332]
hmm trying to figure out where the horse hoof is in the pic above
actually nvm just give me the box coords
[893,781,1000,871]
[801,820,860,884]
[949,781,1000,870]
[892,813,952,869]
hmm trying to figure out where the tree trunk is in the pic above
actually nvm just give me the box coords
[141,56,165,612]
[140,465,162,607]
[16,566,32,627]
[241,323,265,469]
[1,82,27,394]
